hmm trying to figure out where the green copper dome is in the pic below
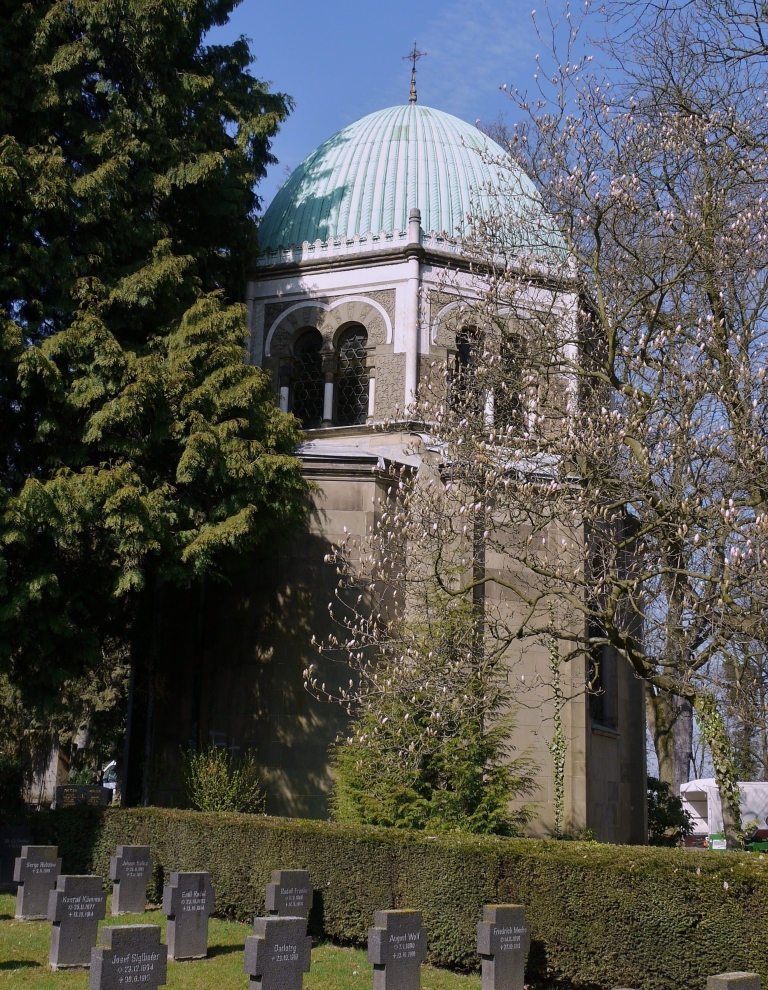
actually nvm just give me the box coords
[258,104,553,254]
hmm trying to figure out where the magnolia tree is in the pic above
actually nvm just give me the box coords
[308,0,768,845]
[464,0,768,843]
[304,454,539,835]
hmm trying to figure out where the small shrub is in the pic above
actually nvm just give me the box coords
[67,766,100,785]
[178,747,265,814]
[648,774,694,845]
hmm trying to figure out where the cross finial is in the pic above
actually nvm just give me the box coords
[403,40,427,104]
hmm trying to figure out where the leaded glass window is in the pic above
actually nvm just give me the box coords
[494,333,525,432]
[292,329,324,429]
[451,326,480,414]
[335,326,369,426]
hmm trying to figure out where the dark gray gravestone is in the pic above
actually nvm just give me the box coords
[244,916,312,990]
[109,846,152,915]
[708,976,761,990]
[0,825,34,892]
[14,845,62,919]
[368,909,428,990]
[90,925,167,990]
[47,875,107,970]
[52,785,112,809]
[476,905,530,990]
[162,871,215,960]
[265,870,313,920]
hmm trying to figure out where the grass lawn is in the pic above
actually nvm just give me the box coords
[0,893,481,990]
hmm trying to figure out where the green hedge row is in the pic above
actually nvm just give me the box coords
[36,807,768,990]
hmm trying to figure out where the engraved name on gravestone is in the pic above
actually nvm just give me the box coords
[0,825,34,892]
[265,870,313,920]
[48,874,107,970]
[244,916,312,990]
[368,910,428,990]
[52,785,112,809]
[90,924,168,990]
[110,846,153,915]
[476,905,531,990]
[14,845,62,919]
[162,871,215,960]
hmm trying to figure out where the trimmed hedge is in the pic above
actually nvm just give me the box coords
[35,807,768,990]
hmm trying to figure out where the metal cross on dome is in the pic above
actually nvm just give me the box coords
[403,41,427,104]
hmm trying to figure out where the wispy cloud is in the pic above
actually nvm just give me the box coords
[399,0,538,124]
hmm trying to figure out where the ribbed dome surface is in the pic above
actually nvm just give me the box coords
[258,104,549,253]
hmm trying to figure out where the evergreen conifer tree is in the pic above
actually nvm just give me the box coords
[0,0,308,714]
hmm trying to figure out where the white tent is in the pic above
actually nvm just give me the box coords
[680,778,768,835]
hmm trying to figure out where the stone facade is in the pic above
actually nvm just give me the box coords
[141,210,647,844]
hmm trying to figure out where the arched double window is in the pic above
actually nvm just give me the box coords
[289,324,370,428]
[335,325,369,426]
[292,329,324,429]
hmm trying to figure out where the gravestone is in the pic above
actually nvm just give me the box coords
[244,916,312,990]
[162,871,215,960]
[48,874,107,970]
[52,785,112,809]
[14,845,62,919]
[0,825,34,892]
[476,905,531,990]
[109,846,152,915]
[708,976,761,990]
[368,909,428,990]
[90,924,167,990]
[265,870,313,920]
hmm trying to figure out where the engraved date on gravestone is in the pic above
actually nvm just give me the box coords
[162,872,214,961]
[368,910,428,990]
[110,846,153,916]
[48,875,107,970]
[90,924,167,990]
[244,916,312,990]
[265,870,313,920]
[14,845,62,920]
[476,905,531,990]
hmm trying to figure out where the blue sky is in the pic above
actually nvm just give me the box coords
[208,0,542,209]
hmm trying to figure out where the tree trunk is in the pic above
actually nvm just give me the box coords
[672,697,693,795]
[645,685,692,793]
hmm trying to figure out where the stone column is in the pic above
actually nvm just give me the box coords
[367,366,376,423]
[322,352,336,426]
[404,208,422,414]
[278,360,292,414]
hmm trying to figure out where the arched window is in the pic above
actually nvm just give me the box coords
[335,326,369,426]
[292,329,324,429]
[494,333,525,432]
[451,326,480,414]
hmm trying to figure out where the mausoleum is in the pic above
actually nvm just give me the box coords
[137,87,647,842]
